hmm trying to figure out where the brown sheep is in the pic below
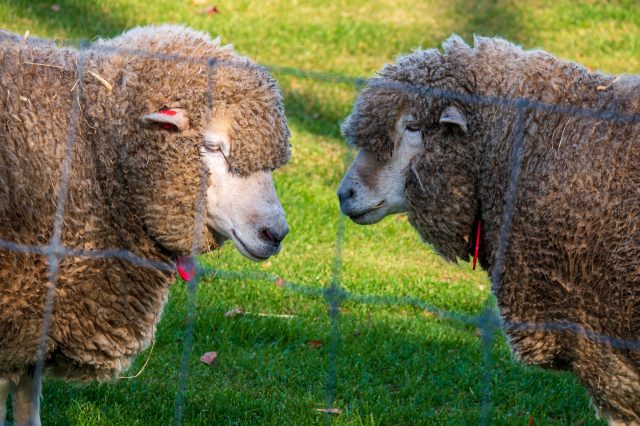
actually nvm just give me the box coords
[0,25,291,425]
[338,35,640,425]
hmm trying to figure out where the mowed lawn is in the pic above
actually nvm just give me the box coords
[1,0,639,424]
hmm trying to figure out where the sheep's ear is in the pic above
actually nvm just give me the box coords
[142,108,189,131]
[439,105,467,133]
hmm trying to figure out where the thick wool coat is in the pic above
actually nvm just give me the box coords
[343,36,640,422]
[0,26,290,382]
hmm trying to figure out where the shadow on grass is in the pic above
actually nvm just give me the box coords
[449,0,531,45]
[283,87,354,143]
[272,69,364,143]
[36,298,596,424]
[39,309,487,424]
[4,0,130,40]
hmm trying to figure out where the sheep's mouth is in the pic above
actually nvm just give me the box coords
[348,201,386,223]
[231,230,271,261]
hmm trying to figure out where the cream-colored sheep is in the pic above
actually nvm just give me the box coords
[0,25,291,425]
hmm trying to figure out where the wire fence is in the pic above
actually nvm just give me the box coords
[1,32,639,425]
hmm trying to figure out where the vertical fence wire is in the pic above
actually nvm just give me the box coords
[323,195,347,423]
[490,102,527,293]
[173,57,219,425]
[478,303,497,426]
[479,102,528,424]
[323,214,345,425]
[30,43,87,424]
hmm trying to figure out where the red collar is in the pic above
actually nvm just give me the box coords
[176,256,196,281]
[473,219,481,270]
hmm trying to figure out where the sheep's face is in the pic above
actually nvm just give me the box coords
[202,119,289,262]
[102,28,291,259]
[138,103,289,262]
[339,79,478,262]
[338,112,424,224]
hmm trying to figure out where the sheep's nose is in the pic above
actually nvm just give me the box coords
[337,186,355,204]
[259,224,288,246]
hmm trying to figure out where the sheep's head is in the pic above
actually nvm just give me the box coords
[338,43,481,261]
[337,95,425,224]
[199,112,289,262]
[99,26,291,261]
[137,65,290,261]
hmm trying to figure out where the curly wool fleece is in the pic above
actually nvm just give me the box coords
[0,25,290,383]
[344,35,640,423]
[90,25,291,176]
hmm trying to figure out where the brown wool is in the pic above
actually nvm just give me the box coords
[0,25,290,383]
[344,35,640,423]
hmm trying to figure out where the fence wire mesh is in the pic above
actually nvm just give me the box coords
[0,32,639,425]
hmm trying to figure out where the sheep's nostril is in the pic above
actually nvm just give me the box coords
[338,187,355,204]
[259,227,285,245]
[259,228,274,243]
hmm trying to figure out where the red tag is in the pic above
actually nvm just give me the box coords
[473,220,481,270]
[158,109,177,116]
[177,256,196,281]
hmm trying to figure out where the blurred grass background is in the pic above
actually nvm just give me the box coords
[1,0,638,424]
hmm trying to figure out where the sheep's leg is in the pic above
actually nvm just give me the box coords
[573,340,640,426]
[10,372,41,426]
[0,378,9,426]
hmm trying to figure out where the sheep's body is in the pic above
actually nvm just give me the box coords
[0,25,290,423]
[344,37,639,423]
[0,30,165,383]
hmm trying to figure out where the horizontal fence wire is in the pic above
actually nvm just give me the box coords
[0,32,638,425]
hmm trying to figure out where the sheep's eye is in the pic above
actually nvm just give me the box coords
[405,123,421,132]
[204,142,232,166]
[204,141,224,153]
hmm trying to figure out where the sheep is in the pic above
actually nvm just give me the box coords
[0,25,291,425]
[338,35,640,425]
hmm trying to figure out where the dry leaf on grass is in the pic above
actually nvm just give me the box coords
[421,310,435,319]
[306,340,323,349]
[50,4,60,12]
[260,260,272,269]
[192,0,208,4]
[224,307,244,318]
[274,277,285,288]
[200,351,218,365]
[316,408,342,415]
[199,5,220,15]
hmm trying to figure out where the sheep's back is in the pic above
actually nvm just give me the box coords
[0,34,105,375]
[0,37,80,244]
[490,99,640,369]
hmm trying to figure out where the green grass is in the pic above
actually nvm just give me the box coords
[2,0,639,424]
